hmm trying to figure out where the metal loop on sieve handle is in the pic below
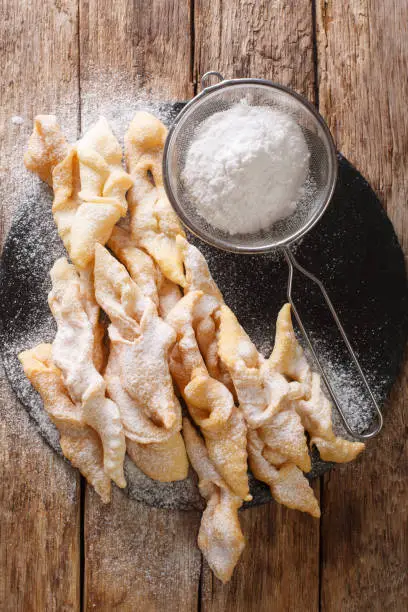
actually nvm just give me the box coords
[283,247,383,440]
[201,71,225,89]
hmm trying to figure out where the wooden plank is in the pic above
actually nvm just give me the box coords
[316,1,408,610]
[194,0,316,101]
[0,1,81,610]
[200,496,320,612]
[79,2,201,610]
[85,489,201,611]
[194,2,321,610]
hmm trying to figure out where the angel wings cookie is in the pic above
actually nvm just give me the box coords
[93,244,188,482]
[124,112,186,287]
[271,304,365,464]
[25,115,133,269]
[24,115,69,185]
[218,302,364,517]
[48,257,127,489]
[19,110,367,586]
[19,344,112,503]
[183,417,245,584]
[166,291,250,501]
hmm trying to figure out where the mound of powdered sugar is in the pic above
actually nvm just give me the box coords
[181,101,310,234]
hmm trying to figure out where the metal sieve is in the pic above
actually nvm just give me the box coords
[163,72,383,439]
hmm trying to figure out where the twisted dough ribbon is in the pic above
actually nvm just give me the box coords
[25,114,133,269]
[108,224,181,319]
[218,303,365,516]
[48,257,126,489]
[218,303,317,514]
[166,291,250,501]
[94,244,188,482]
[24,115,69,185]
[183,417,245,584]
[52,118,133,269]
[270,305,365,463]
[247,428,320,517]
[19,344,111,503]
[125,112,186,287]
[177,235,234,393]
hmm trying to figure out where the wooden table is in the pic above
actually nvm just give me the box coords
[1,1,407,610]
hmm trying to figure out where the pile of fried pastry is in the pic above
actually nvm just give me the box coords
[19,112,365,583]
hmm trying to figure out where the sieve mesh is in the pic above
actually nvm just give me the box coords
[163,80,337,252]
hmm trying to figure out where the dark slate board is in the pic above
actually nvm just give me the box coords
[0,103,407,511]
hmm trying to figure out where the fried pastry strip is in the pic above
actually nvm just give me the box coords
[48,257,126,489]
[298,373,365,462]
[52,118,133,269]
[24,115,69,185]
[272,305,365,463]
[218,304,303,428]
[166,292,250,501]
[177,235,233,392]
[217,304,316,512]
[77,267,107,373]
[183,417,245,583]
[19,344,111,503]
[25,115,133,269]
[125,112,186,287]
[248,429,320,518]
[94,244,188,482]
[108,225,181,318]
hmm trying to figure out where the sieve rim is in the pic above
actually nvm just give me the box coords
[163,78,338,254]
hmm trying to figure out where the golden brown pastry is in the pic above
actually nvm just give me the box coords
[268,303,312,393]
[272,304,365,463]
[248,429,320,518]
[126,434,188,482]
[108,225,161,307]
[258,404,311,473]
[25,116,133,269]
[298,373,365,462]
[177,235,233,392]
[218,303,318,513]
[93,244,188,482]
[183,417,245,583]
[108,224,181,319]
[124,112,186,287]
[166,291,250,501]
[20,110,367,583]
[48,257,126,489]
[52,117,133,269]
[77,267,107,373]
[24,115,69,185]
[218,304,303,428]
[18,344,111,503]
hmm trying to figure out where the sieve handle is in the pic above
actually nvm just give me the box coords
[201,71,225,89]
[283,246,383,440]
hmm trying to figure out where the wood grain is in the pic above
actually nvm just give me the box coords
[195,2,321,610]
[0,1,81,610]
[316,1,408,609]
[194,0,316,102]
[200,494,320,612]
[317,0,408,253]
[84,489,201,611]
[79,2,201,610]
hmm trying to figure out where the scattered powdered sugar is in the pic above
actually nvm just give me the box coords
[80,68,183,144]
[182,101,310,234]
[0,185,66,450]
[304,333,386,437]
[11,115,24,125]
